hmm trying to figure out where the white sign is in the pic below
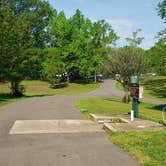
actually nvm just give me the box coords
[139,86,143,99]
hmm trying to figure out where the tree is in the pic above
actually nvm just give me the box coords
[158,0,166,21]
[0,0,33,96]
[146,0,166,76]
[157,0,166,42]
[126,29,144,47]
[89,20,118,82]
[49,9,118,83]
[5,0,54,48]
[23,48,45,79]
[147,40,166,75]
[42,47,66,86]
[107,47,147,102]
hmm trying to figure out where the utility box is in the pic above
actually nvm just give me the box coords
[130,76,139,118]
[130,76,139,99]
[130,84,139,99]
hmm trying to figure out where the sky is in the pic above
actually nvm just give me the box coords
[48,0,165,49]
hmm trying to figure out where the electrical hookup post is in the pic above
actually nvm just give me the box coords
[130,76,139,118]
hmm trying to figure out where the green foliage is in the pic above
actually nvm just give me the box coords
[157,0,166,43]
[42,47,66,86]
[0,1,33,96]
[1,1,118,93]
[105,47,147,102]
[147,40,166,75]
[126,29,144,48]
[23,48,45,79]
[49,9,118,82]
[158,0,166,21]
[6,0,54,48]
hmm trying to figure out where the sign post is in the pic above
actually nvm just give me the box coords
[130,76,139,118]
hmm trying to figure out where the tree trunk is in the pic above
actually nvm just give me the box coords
[10,81,23,96]
[66,73,70,83]
[94,72,97,83]
[123,85,130,103]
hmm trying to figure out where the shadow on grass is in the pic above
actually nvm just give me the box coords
[141,102,166,112]
[143,78,166,98]
[0,93,52,105]
[0,93,18,101]
[50,83,68,89]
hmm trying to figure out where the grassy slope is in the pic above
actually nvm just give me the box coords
[0,80,100,106]
[141,76,166,101]
[115,76,166,101]
[76,97,166,165]
[76,98,164,123]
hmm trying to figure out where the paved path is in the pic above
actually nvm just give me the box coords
[0,79,165,166]
[105,79,166,105]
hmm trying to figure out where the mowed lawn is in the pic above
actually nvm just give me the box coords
[0,80,100,106]
[76,97,166,165]
[109,130,166,166]
[141,76,166,101]
[115,76,166,102]
[76,97,165,123]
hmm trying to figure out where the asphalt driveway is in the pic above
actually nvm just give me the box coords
[0,79,141,166]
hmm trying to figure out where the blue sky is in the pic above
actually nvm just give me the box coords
[48,0,165,49]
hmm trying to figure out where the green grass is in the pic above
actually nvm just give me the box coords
[0,80,100,106]
[76,97,165,123]
[109,130,166,166]
[115,81,124,91]
[115,76,166,101]
[76,97,166,165]
[141,76,166,101]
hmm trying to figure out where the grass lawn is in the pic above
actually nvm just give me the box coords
[115,76,166,101]
[76,97,166,165]
[0,80,100,106]
[115,81,124,91]
[141,76,166,101]
[109,130,166,166]
[76,97,165,123]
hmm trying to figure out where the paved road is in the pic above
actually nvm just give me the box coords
[0,79,149,166]
[104,79,165,105]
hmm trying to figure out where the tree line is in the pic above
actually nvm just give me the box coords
[0,0,165,96]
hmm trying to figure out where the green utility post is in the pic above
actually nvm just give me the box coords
[130,76,139,118]
[132,98,139,117]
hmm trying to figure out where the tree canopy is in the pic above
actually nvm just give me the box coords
[0,0,165,96]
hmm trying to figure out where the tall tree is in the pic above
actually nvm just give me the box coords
[49,10,118,82]
[0,0,33,95]
[157,0,166,42]
[126,29,144,47]
[147,0,166,76]
[107,47,147,102]
[3,0,54,48]
[158,0,166,21]
[89,20,118,82]
[42,47,66,86]
[147,40,166,75]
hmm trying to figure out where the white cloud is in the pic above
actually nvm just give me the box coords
[107,18,136,38]
[106,18,156,49]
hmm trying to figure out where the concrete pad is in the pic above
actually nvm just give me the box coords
[90,114,130,123]
[9,120,104,134]
[103,119,166,132]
